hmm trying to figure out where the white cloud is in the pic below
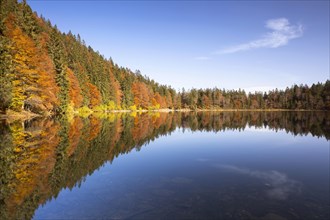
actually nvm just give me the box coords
[218,18,304,54]
[195,56,211,60]
[214,164,302,200]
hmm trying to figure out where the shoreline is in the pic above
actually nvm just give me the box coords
[1,108,327,122]
[0,110,41,123]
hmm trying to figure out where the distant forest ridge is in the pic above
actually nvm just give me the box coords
[0,0,329,116]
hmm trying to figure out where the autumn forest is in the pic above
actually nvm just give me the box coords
[1,1,329,219]
[0,0,329,118]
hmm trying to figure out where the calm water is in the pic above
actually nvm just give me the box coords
[0,111,329,220]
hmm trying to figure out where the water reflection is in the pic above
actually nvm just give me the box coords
[0,111,329,219]
[214,164,302,200]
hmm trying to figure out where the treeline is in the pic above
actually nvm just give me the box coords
[1,0,329,115]
[180,111,330,139]
[1,111,329,219]
[180,82,330,110]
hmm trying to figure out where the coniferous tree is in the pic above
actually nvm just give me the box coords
[0,20,13,112]
[48,29,69,113]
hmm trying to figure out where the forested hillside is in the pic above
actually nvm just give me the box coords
[0,0,329,116]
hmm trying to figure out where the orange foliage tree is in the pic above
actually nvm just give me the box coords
[88,83,102,108]
[5,17,39,111]
[132,81,150,108]
[36,32,60,111]
[154,92,166,108]
[4,14,60,113]
[67,68,83,108]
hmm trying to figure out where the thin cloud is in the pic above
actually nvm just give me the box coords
[195,56,211,60]
[218,18,304,54]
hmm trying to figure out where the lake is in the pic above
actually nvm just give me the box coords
[0,111,329,220]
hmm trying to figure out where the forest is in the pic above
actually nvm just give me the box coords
[1,0,329,117]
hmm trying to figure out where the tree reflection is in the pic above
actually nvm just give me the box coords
[0,111,329,219]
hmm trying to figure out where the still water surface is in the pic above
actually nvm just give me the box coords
[0,111,329,219]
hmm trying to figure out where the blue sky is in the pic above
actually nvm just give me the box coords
[28,0,329,92]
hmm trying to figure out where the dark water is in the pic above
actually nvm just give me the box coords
[0,111,329,220]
